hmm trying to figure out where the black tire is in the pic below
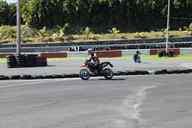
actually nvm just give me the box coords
[36,56,47,66]
[103,68,113,80]
[7,55,17,68]
[79,69,90,80]
[167,51,175,57]
[158,51,166,57]
[25,54,38,66]
[16,55,26,66]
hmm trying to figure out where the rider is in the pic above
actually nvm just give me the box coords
[85,48,100,73]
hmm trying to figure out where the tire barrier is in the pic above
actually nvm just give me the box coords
[36,56,48,66]
[150,48,180,56]
[40,52,67,58]
[7,55,17,68]
[95,50,122,58]
[6,54,47,68]
[158,50,178,57]
[17,55,26,66]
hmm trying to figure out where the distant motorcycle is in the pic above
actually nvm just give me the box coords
[79,61,114,80]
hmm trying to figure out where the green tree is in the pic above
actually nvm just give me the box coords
[19,0,192,32]
[7,3,16,25]
[0,0,9,25]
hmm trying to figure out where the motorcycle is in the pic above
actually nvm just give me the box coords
[79,61,114,80]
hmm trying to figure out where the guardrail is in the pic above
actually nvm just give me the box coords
[1,41,192,53]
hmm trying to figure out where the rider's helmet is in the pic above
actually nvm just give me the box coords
[87,48,94,56]
[136,50,140,54]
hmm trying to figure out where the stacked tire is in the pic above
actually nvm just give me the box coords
[158,50,176,57]
[7,55,17,68]
[17,55,26,67]
[36,56,47,66]
[26,54,38,67]
[167,51,175,57]
[7,54,47,68]
[158,51,167,57]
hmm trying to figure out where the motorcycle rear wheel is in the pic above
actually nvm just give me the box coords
[103,68,114,80]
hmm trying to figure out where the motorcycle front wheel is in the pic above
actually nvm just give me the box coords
[79,69,90,80]
[103,68,114,80]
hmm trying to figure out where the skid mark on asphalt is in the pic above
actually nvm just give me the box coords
[112,86,156,128]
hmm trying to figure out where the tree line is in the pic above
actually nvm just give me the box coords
[0,0,192,33]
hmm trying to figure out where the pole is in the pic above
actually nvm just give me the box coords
[16,0,21,56]
[166,0,171,53]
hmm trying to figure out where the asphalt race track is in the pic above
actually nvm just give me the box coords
[0,74,192,128]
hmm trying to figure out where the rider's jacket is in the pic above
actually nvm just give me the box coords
[86,54,100,66]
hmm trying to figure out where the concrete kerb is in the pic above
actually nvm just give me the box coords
[1,69,192,80]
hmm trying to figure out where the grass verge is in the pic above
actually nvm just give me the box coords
[0,59,6,64]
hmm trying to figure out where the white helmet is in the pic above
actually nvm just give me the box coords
[87,48,93,54]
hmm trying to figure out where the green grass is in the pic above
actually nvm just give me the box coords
[0,59,6,64]
[144,55,192,61]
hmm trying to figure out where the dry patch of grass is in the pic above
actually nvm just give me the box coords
[0,25,192,44]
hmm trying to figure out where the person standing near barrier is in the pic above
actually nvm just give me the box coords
[133,51,141,63]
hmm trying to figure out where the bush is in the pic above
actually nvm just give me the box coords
[110,27,120,35]
[0,25,16,39]
[134,32,146,39]
[81,27,94,40]
[189,23,192,30]
[38,26,49,37]
[188,23,192,35]
[21,25,38,38]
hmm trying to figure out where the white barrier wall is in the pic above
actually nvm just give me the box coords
[180,48,192,55]
[67,51,88,58]
[122,49,150,56]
